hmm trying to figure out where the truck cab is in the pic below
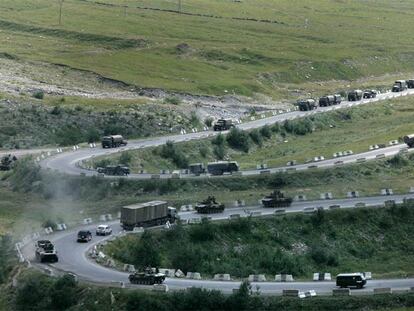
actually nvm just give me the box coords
[189,163,206,176]
[347,90,363,101]
[407,79,414,89]
[392,80,408,92]
[297,99,317,111]
[213,119,234,131]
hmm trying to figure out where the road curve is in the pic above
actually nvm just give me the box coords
[41,89,414,179]
[21,194,414,295]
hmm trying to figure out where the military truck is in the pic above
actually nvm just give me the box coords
[363,90,378,98]
[195,196,225,214]
[0,154,17,171]
[392,80,408,92]
[404,134,414,148]
[297,99,317,111]
[213,119,235,131]
[333,94,342,105]
[120,201,177,230]
[207,161,239,175]
[97,165,130,176]
[407,79,414,88]
[129,267,166,285]
[101,135,128,148]
[318,95,335,107]
[347,90,363,101]
[35,240,58,263]
[189,163,206,176]
[261,190,293,208]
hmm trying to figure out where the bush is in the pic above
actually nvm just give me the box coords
[249,129,263,146]
[204,117,214,127]
[160,141,189,168]
[164,96,181,105]
[32,90,44,100]
[226,128,250,152]
[120,151,132,165]
[259,125,272,139]
[213,144,226,160]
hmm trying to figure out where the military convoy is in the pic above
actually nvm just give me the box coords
[404,134,414,148]
[318,95,341,107]
[347,90,363,101]
[213,119,235,131]
[297,99,317,111]
[0,154,17,171]
[129,267,166,285]
[101,135,128,148]
[120,201,177,230]
[261,190,293,208]
[195,196,225,214]
[35,240,58,263]
[97,165,130,176]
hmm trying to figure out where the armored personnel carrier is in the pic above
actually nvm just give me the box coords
[0,154,17,171]
[261,190,293,208]
[35,240,58,263]
[97,165,130,176]
[129,267,166,285]
[195,196,225,214]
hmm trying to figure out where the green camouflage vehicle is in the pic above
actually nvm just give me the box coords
[195,196,225,214]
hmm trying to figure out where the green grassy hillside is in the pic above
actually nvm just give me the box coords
[1,0,414,97]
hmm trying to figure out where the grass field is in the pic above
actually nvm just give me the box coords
[105,204,414,279]
[89,96,414,172]
[0,0,414,98]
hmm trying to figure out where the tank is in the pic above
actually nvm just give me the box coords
[129,267,166,285]
[261,190,293,208]
[195,196,225,214]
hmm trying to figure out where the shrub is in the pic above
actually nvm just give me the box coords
[249,129,263,146]
[204,117,214,127]
[260,125,272,139]
[226,128,250,152]
[160,141,189,168]
[164,96,181,105]
[32,90,44,100]
[120,152,132,165]
[213,144,226,160]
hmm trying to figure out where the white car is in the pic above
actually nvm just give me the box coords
[96,224,112,236]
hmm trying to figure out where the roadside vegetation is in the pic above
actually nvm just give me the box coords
[0,95,195,149]
[0,1,414,98]
[90,97,414,172]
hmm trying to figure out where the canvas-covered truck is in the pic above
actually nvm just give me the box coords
[101,135,128,148]
[35,240,58,263]
[207,161,239,175]
[404,134,414,148]
[213,119,235,131]
[297,99,317,111]
[347,90,363,101]
[120,201,177,230]
[318,95,335,107]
